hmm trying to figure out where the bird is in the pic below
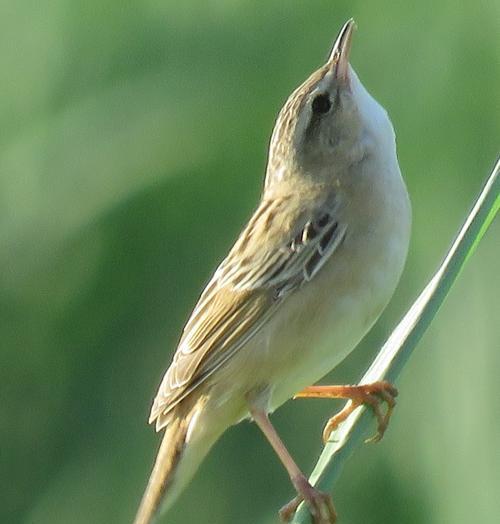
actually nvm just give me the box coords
[134,18,411,524]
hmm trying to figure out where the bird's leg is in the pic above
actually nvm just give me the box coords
[250,406,337,524]
[294,380,398,443]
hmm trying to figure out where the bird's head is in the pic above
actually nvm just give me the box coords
[265,19,396,191]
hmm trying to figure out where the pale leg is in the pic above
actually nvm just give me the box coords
[249,406,337,524]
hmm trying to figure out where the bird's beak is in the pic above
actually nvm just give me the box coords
[327,18,356,84]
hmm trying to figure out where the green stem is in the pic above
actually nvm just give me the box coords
[291,157,499,523]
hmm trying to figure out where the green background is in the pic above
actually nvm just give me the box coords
[1,1,498,523]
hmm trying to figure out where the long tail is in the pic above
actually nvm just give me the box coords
[133,418,185,524]
[133,401,218,524]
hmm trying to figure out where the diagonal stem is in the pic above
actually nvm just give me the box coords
[290,158,499,523]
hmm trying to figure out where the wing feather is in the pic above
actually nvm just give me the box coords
[150,193,346,429]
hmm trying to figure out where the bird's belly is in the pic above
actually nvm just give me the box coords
[260,217,408,412]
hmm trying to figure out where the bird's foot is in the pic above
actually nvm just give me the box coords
[279,475,336,524]
[294,380,398,444]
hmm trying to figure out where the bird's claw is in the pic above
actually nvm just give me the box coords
[279,476,336,524]
[322,380,398,444]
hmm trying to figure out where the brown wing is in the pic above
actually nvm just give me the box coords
[150,194,346,430]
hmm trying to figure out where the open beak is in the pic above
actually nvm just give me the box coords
[327,18,356,84]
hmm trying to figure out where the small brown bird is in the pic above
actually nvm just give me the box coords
[134,19,411,524]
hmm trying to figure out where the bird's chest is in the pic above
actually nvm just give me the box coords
[264,203,409,410]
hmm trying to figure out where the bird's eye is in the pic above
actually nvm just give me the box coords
[311,93,331,114]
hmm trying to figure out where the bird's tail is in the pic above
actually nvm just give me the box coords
[133,398,218,524]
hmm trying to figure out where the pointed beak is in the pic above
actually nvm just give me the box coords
[327,18,356,84]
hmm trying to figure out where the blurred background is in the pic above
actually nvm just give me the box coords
[1,1,498,523]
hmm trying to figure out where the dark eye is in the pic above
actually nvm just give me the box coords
[311,93,331,114]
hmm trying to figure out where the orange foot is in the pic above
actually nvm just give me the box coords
[294,380,398,444]
[279,474,337,524]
